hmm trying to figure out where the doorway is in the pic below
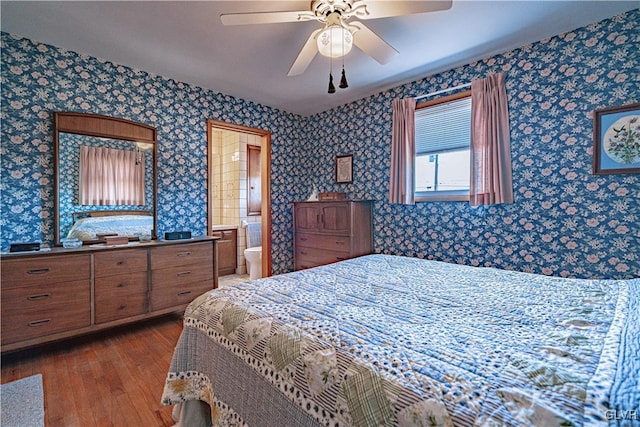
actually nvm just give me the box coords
[207,119,272,278]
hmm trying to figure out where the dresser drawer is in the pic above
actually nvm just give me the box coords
[152,264,214,288]
[294,258,325,271]
[211,230,235,240]
[295,247,350,267]
[95,271,148,299]
[151,242,213,269]
[296,233,351,251]
[94,249,148,277]
[1,279,91,345]
[1,255,90,289]
[95,291,147,324]
[150,280,213,311]
[1,279,90,311]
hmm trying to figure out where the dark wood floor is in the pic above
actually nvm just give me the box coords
[1,313,184,427]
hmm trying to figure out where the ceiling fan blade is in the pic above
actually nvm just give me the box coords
[350,22,398,65]
[349,0,452,20]
[220,10,315,26]
[288,28,323,76]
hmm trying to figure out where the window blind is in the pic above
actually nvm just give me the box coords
[415,96,471,155]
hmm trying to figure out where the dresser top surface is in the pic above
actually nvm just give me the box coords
[1,236,218,260]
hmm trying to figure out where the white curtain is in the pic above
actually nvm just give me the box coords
[389,98,416,204]
[79,146,145,205]
[470,73,514,206]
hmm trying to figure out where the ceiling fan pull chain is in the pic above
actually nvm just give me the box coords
[340,35,348,89]
[339,67,348,89]
[328,72,336,93]
[328,29,336,93]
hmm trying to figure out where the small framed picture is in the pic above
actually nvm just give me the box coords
[593,103,640,175]
[335,154,353,183]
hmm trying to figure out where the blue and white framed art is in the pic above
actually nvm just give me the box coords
[593,103,640,175]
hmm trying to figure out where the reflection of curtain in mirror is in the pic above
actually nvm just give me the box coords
[79,146,145,205]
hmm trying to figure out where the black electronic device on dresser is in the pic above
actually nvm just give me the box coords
[164,231,192,240]
[9,242,41,252]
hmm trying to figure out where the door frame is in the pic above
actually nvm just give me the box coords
[207,119,272,277]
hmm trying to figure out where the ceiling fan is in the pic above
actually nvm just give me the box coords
[220,1,452,77]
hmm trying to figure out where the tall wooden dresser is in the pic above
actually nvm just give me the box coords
[1,237,218,353]
[293,200,373,270]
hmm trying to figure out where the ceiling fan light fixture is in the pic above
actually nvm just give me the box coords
[317,26,353,58]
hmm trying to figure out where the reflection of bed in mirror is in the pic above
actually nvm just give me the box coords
[66,209,153,241]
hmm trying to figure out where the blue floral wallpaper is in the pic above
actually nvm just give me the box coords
[0,32,308,273]
[300,10,639,279]
[58,133,154,238]
[1,9,638,278]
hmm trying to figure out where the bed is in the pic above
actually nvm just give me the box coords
[66,210,153,240]
[161,254,639,426]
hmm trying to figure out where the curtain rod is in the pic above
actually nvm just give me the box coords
[415,82,471,101]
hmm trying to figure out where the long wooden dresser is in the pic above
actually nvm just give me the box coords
[1,237,218,353]
[293,200,373,270]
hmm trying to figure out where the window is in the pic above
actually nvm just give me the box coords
[79,145,145,206]
[415,93,471,201]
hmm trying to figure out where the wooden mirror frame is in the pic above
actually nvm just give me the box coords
[53,112,158,246]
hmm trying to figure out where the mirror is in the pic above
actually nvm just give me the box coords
[54,112,157,246]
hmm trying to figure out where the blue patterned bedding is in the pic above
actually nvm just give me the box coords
[162,254,639,426]
[66,214,152,239]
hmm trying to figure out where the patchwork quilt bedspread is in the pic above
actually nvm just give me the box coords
[162,254,639,426]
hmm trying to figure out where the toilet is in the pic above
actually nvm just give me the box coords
[243,221,262,280]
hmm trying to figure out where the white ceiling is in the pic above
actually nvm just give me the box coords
[1,1,636,116]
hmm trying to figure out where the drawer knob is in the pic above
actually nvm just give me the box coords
[300,237,307,241]
[118,304,127,310]
[178,290,192,297]
[28,319,51,327]
[335,241,345,245]
[117,261,124,266]
[117,282,126,288]
[336,257,346,261]
[177,251,192,257]
[27,293,51,301]
[27,268,51,275]
[177,271,192,277]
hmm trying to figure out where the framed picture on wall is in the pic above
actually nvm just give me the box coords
[335,154,353,183]
[593,103,640,174]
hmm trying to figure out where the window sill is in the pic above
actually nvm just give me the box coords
[415,191,469,202]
